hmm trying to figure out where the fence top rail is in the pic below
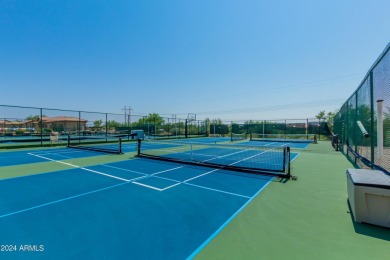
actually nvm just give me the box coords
[0,104,196,121]
[0,104,120,115]
[342,42,390,105]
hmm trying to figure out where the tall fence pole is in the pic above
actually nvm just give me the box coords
[377,100,384,159]
[40,108,43,146]
[370,72,375,165]
[105,113,108,142]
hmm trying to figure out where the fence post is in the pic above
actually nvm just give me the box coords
[40,108,43,146]
[306,118,309,139]
[318,118,321,141]
[78,111,81,144]
[370,72,375,167]
[285,120,287,139]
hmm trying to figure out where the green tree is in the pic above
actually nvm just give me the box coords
[384,106,390,120]
[26,115,46,121]
[315,110,326,120]
[26,115,47,132]
[107,120,121,129]
[326,111,336,132]
[210,118,223,125]
[143,113,165,125]
[93,120,103,128]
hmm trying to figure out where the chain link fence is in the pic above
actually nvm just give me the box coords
[0,102,330,149]
[209,118,329,140]
[334,43,390,174]
[0,105,207,148]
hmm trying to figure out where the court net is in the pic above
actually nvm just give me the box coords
[136,140,294,179]
[67,136,123,154]
[250,133,317,143]
[231,133,246,142]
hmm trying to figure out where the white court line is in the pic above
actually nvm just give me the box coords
[185,183,251,199]
[228,149,271,166]
[39,150,85,155]
[105,162,250,198]
[154,174,250,198]
[133,146,277,192]
[152,174,250,198]
[98,161,241,196]
[183,169,219,182]
[27,153,130,182]
[100,164,146,175]
[0,182,129,218]
[264,142,278,146]
[159,182,181,190]
[129,166,184,183]
[203,149,249,162]
[132,182,163,191]
[37,152,73,160]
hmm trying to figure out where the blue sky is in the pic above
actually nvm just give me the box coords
[1,0,389,121]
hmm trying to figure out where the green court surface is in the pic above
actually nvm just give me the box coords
[195,141,390,260]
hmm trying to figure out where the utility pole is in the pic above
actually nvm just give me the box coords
[122,106,133,126]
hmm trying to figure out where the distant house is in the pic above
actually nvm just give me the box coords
[0,119,11,126]
[40,116,87,132]
[0,119,35,131]
[0,116,88,134]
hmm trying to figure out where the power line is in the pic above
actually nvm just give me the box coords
[193,98,344,115]
[191,74,361,101]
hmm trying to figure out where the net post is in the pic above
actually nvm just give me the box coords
[137,138,141,156]
[185,119,188,138]
[287,147,290,180]
[67,135,70,147]
[282,147,286,173]
[190,143,193,161]
[285,147,291,179]
[119,138,122,154]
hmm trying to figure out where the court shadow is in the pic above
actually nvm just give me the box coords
[347,200,390,241]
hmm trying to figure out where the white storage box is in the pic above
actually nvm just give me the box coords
[347,169,390,228]
[131,130,144,140]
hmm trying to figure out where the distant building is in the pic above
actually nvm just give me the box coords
[40,116,87,132]
[0,119,35,131]
[0,116,87,133]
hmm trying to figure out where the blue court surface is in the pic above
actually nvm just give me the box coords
[239,140,311,149]
[0,141,299,259]
[0,143,139,167]
[0,157,281,259]
[168,137,231,144]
